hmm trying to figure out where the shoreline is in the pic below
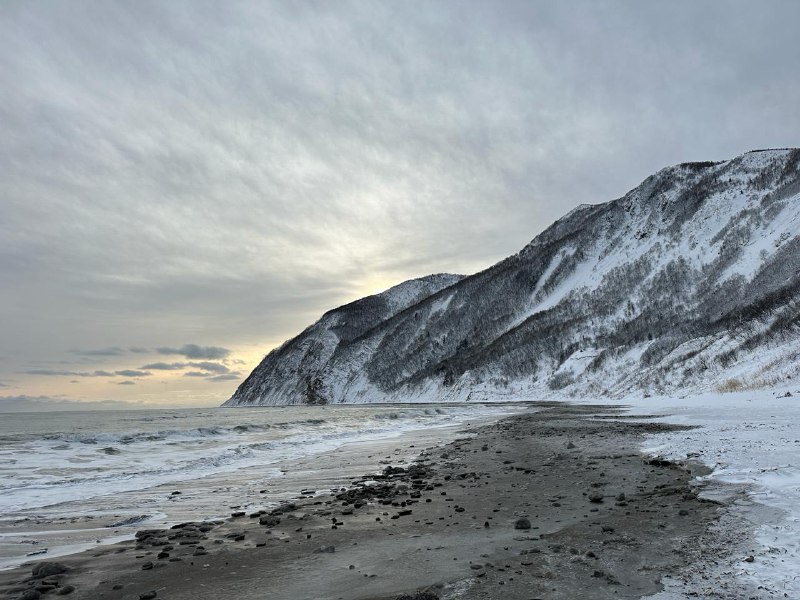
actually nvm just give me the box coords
[0,403,753,599]
[0,404,524,572]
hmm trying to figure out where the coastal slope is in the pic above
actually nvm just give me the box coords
[226,149,800,406]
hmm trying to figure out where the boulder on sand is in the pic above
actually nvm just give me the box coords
[31,562,68,578]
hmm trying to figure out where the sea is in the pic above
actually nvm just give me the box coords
[0,403,524,569]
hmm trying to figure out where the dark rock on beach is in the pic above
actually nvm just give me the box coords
[514,517,531,530]
[395,592,439,600]
[31,563,68,578]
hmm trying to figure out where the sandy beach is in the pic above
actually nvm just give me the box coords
[0,403,741,600]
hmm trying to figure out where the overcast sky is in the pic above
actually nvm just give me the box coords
[2,1,799,409]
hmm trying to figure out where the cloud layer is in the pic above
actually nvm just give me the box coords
[156,345,231,360]
[1,1,799,405]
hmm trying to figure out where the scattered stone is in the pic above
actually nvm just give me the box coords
[56,585,75,595]
[35,584,56,594]
[588,493,604,503]
[514,518,531,530]
[141,561,154,570]
[139,592,157,600]
[744,555,755,563]
[31,562,68,578]
[259,515,281,527]
[19,590,41,600]
[270,502,298,515]
[314,545,335,554]
[395,591,439,600]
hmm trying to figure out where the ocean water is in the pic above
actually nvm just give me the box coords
[0,403,522,568]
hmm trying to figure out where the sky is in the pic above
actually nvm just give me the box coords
[2,0,799,410]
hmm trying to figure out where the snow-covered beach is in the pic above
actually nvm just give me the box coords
[619,391,800,598]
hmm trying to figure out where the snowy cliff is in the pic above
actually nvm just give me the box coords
[225,149,800,405]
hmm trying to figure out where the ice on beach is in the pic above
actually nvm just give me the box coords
[603,390,800,599]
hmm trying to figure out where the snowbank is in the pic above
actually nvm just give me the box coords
[572,389,800,598]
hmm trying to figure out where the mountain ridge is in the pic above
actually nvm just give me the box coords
[225,148,800,406]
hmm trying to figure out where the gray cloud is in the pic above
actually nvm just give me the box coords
[141,362,187,371]
[20,369,149,378]
[208,373,242,383]
[2,1,799,403]
[117,380,136,386]
[22,369,116,377]
[69,346,125,357]
[157,345,231,360]
[128,347,149,354]
[114,369,151,378]
[183,367,239,381]
[188,362,230,374]
[0,395,147,412]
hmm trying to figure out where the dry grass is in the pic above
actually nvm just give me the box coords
[716,378,744,393]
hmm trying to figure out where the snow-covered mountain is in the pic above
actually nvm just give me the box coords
[225,149,800,406]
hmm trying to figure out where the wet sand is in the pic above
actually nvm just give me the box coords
[0,404,729,600]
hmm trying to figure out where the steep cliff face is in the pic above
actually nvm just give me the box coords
[225,149,800,406]
[225,273,464,405]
